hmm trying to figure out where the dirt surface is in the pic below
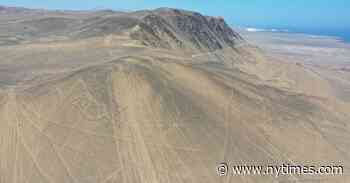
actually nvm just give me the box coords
[0,7,350,183]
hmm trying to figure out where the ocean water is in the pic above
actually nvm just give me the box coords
[245,27,350,43]
[291,29,350,43]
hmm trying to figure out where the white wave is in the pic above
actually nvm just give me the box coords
[246,27,289,32]
[246,28,266,32]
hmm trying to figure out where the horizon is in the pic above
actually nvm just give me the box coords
[1,1,349,29]
[1,1,349,42]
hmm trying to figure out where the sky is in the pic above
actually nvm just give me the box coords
[1,0,350,31]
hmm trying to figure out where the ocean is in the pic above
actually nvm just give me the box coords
[245,27,350,43]
[289,29,350,43]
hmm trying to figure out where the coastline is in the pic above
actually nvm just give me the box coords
[238,27,350,66]
[240,27,350,44]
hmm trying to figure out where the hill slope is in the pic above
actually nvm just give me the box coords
[0,6,349,183]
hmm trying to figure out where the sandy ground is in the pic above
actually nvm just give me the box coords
[240,30,350,102]
[0,9,350,183]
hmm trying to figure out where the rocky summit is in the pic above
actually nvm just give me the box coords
[130,8,243,50]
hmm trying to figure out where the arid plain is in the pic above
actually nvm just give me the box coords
[0,6,350,183]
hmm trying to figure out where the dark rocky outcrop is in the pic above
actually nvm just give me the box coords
[130,14,184,49]
[130,8,244,51]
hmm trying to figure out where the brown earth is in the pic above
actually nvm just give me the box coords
[0,6,349,183]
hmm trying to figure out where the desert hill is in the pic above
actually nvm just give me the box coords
[0,6,349,183]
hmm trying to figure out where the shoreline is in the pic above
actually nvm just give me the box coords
[242,27,350,44]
